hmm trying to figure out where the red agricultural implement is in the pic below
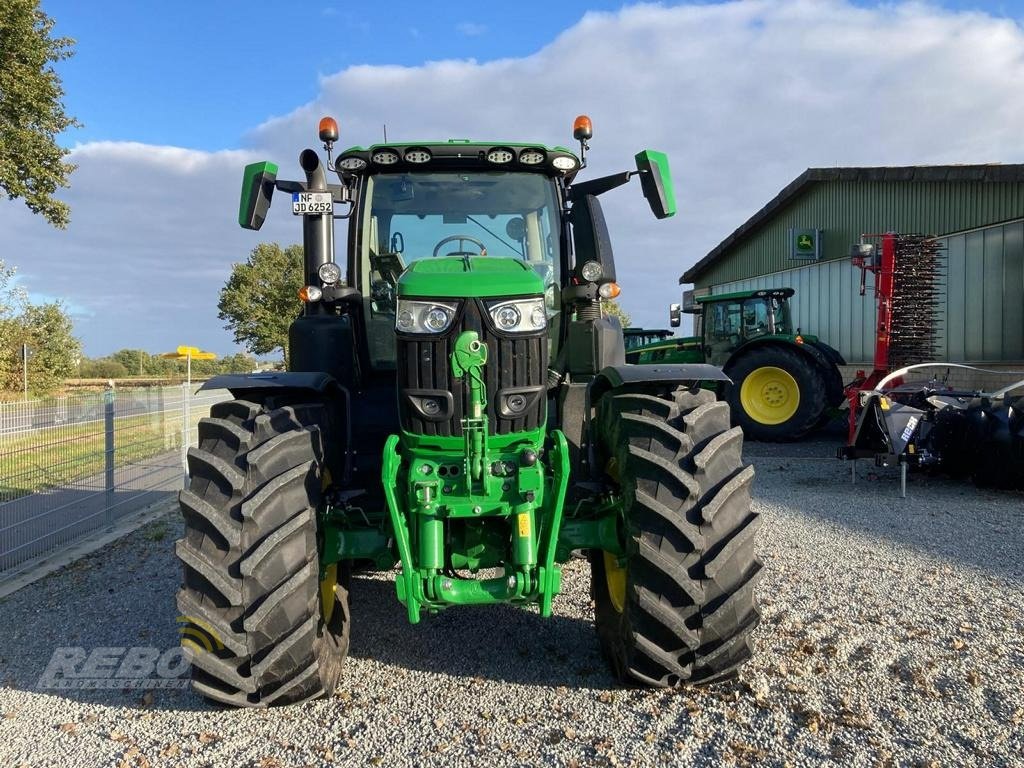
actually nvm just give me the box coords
[839,234,1024,494]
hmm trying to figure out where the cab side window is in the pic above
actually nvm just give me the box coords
[742,299,770,338]
[706,302,742,344]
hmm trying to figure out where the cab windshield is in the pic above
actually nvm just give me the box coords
[358,171,562,367]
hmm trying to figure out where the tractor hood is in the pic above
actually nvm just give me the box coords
[397,256,544,299]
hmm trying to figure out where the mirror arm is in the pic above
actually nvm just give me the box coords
[568,171,634,201]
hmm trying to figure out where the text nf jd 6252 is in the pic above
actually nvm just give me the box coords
[174,116,761,706]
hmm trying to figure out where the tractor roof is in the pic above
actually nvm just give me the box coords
[336,140,582,178]
[695,288,795,303]
[623,328,675,336]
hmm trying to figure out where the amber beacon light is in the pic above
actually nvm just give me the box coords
[572,115,593,140]
[318,116,339,144]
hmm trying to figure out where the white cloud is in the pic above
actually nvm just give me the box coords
[456,21,487,36]
[2,0,1024,354]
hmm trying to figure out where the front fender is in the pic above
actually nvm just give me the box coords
[590,363,730,403]
[198,371,339,395]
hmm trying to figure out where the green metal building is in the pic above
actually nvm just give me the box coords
[681,165,1024,369]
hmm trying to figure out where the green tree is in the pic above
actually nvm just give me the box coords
[16,302,81,393]
[110,348,148,376]
[0,0,80,228]
[219,352,257,373]
[601,298,631,328]
[218,243,303,362]
[0,260,27,386]
[79,358,128,379]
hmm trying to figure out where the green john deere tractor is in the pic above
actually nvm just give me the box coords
[632,288,845,441]
[174,116,760,707]
[623,327,676,360]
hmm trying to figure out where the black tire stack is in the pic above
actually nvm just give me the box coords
[968,396,1024,491]
[591,387,761,686]
[175,398,350,707]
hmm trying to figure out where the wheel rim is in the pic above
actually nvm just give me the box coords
[320,563,338,624]
[603,552,627,613]
[740,366,800,425]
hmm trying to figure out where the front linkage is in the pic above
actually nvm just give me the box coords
[382,330,571,622]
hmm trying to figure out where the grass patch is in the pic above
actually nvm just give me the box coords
[143,521,168,542]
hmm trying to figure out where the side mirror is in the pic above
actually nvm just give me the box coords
[669,303,681,328]
[634,150,676,220]
[239,161,278,230]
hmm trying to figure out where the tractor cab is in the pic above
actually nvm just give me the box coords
[336,145,576,373]
[690,289,795,366]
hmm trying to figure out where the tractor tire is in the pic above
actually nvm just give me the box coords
[591,387,761,687]
[967,397,1024,491]
[175,398,350,707]
[725,346,828,441]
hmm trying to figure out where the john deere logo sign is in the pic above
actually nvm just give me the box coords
[789,228,822,260]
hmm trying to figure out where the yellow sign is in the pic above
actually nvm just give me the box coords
[161,347,217,360]
[517,512,531,538]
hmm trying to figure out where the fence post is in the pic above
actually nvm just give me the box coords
[181,382,190,489]
[104,389,115,524]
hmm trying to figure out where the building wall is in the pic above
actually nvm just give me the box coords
[697,180,1024,287]
[710,218,1024,366]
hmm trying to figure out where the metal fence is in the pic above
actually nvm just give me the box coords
[0,386,230,582]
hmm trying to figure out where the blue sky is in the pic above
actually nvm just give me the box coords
[5,0,1024,356]
[47,1,636,151]
[47,0,1023,152]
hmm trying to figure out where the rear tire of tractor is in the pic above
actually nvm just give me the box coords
[175,398,350,707]
[726,346,827,441]
[968,397,1024,491]
[591,387,761,687]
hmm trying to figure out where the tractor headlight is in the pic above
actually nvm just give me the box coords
[336,155,367,171]
[519,148,545,165]
[552,155,579,171]
[371,149,400,165]
[486,297,547,333]
[318,262,342,285]
[486,148,514,164]
[580,260,603,282]
[395,299,458,334]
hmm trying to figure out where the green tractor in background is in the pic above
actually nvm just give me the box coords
[631,288,844,441]
[173,116,761,707]
[623,327,676,360]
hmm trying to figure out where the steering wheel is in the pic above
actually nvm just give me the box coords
[432,235,487,258]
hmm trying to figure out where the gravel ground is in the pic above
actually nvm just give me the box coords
[1,427,1022,768]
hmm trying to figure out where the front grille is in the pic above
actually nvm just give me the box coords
[397,299,548,437]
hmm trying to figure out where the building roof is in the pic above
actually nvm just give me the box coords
[680,164,1024,284]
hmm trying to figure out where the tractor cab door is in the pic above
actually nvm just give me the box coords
[704,300,743,366]
[742,298,773,340]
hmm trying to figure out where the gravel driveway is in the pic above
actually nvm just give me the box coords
[1,430,1021,767]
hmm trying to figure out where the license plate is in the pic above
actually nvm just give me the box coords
[291,192,333,215]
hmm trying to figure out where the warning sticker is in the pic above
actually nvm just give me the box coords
[517,513,531,537]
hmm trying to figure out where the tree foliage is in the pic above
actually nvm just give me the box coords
[0,0,80,228]
[0,259,81,395]
[218,243,303,362]
[78,358,128,379]
[601,298,631,328]
[79,349,259,379]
